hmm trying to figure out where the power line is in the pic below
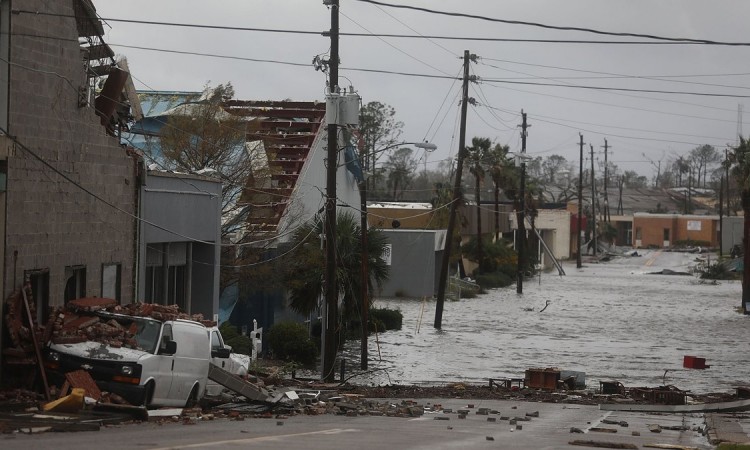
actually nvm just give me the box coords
[483,104,731,142]
[339,10,453,77]
[481,81,737,125]
[481,77,750,98]
[12,32,750,101]
[478,61,741,114]
[13,10,750,46]
[351,0,750,46]
[480,57,750,92]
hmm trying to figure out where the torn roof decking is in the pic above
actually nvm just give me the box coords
[228,101,326,235]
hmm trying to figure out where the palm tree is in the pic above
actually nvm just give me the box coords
[283,211,390,322]
[486,143,512,240]
[466,137,491,269]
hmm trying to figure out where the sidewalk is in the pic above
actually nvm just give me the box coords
[707,413,750,447]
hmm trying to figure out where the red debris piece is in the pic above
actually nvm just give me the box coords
[65,370,102,401]
[683,355,709,369]
[67,297,117,312]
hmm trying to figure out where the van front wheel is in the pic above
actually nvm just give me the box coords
[144,381,155,409]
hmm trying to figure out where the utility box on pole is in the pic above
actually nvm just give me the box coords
[325,91,360,126]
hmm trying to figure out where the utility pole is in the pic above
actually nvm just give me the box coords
[322,0,339,382]
[577,133,583,269]
[602,139,611,223]
[719,174,724,257]
[434,50,473,330]
[685,166,693,214]
[590,144,597,256]
[726,149,730,217]
[516,111,529,294]
[576,133,583,269]
[359,174,369,370]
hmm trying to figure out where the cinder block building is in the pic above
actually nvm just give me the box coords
[633,213,719,248]
[0,0,139,330]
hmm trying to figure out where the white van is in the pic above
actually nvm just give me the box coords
[205,326,250,396]
[45,311,214,408]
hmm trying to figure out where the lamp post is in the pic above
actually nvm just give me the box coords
[359,141,436,370]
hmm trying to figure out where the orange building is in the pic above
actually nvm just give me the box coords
[632,213,719,248]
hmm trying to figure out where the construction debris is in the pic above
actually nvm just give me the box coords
[48,300,214,349]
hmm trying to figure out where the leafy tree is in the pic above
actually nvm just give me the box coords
[358,102,403,191]
[156,83,273,294]
[622,170,649,188]
[689,144,719,188]
[520,156,542,183]
[462,236,517,280]
[541,155,570,183]
[383,147,417,200]
[283,211,389,321]
[672,157,690,187]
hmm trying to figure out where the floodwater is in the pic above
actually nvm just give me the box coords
[348,250,749,394]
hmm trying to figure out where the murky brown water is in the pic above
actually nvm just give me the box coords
[347,250,749,394]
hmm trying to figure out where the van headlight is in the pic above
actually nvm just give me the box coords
[48,351,60,362]
[120,365,134,375]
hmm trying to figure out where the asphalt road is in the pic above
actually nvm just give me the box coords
[3,399,715,450]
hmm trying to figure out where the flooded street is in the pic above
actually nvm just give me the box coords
[355,250,749,394]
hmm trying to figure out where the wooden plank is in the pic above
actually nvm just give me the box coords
[21,287,50,401]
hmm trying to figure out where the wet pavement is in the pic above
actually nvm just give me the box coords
[354,250,748,394]
[3,398,715,450]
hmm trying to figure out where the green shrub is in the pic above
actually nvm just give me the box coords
[475,271,514,289]
[218,321,253,355]
[370,307,403,331]
[673,239,711,248]
[698,261,739,280]
[266,321,317,366]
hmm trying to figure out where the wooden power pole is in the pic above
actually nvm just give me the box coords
[577,133,583,269]
[434,50,473,329]
[516,112,529,294]
[590,144,597,256]
[322,0,339,382]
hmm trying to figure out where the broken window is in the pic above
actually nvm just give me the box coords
[64,265,86,303]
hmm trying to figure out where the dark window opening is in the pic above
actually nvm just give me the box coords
[64,265,86,303]
[25,269,50,325]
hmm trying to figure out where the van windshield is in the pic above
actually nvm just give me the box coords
[132,318,162,354]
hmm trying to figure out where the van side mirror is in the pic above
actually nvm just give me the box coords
[160,340,177,355]
[212,347,231,359]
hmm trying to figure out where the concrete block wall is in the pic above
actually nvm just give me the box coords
[633,214,718,248]
[3,0,137,305]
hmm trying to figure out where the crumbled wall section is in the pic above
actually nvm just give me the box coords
[4,0,137,305]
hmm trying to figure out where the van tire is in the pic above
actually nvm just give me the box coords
[185,384,199,408]
[144,381,155,409]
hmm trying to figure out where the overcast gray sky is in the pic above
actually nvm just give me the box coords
[96,0,750,181]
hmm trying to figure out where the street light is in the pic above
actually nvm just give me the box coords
[359,141,436,370]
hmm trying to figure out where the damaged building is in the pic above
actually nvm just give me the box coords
[0,0,141,379]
